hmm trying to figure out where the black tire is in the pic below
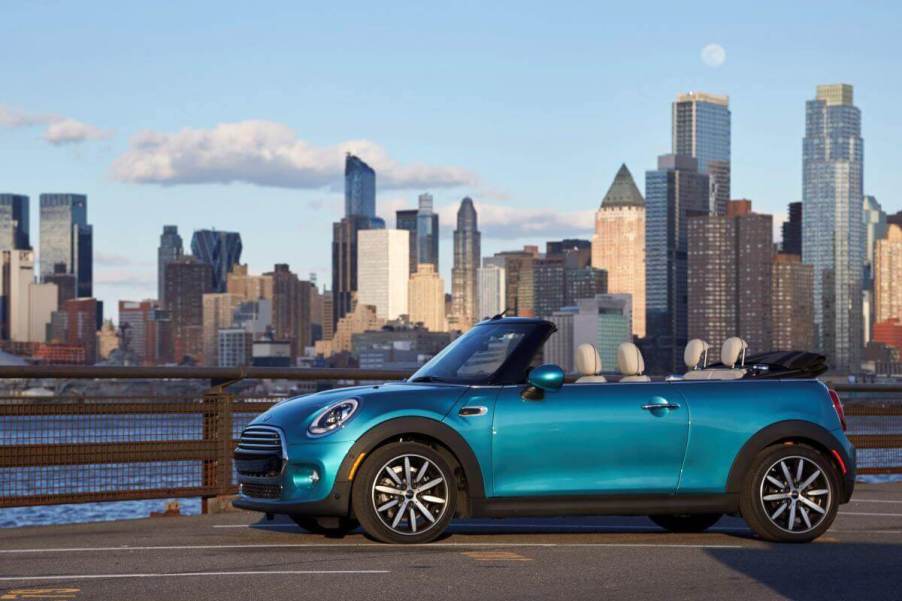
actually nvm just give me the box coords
[290,515,359,537]
[739,443,840,543]
[649,513,722,533]
[352,441,457,544]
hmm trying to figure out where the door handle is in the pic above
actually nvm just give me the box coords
[642,402,680,411]
[459,406,488,417]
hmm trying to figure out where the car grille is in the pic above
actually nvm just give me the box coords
[236,426,284,454]
[240,482,283,499]
[234,425,285,478]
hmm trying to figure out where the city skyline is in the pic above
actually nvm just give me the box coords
[1,2,899,314]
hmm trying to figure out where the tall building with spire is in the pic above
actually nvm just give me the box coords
[672,92,731,215]
[802,83,864,372]
[591,164,646,337]
[451,197,481,328]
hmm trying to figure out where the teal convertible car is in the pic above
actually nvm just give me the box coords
[233,317,855,544]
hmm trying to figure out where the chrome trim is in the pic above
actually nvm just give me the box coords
[459,406,488,417]
[642,403,680,410]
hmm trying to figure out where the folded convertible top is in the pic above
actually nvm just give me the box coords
[742,351,829,379]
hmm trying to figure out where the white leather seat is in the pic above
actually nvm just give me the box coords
[682,339,712,380]
[684,337,748,380]
[574,343,606,383]
[617,342,650,382]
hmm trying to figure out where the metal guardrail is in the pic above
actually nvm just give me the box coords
[0,369,899,510]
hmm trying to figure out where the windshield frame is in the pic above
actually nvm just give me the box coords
[408,319,556,386]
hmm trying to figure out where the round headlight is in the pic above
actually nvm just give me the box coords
[307,398,360,437]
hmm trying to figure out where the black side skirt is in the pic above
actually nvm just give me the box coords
[470,493,740,518]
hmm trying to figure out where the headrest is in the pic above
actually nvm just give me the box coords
[574,344,602,376]
[617,342,645,376]
[684,339,711,370]
[721,337,748,368]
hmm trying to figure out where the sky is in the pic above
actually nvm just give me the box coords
[1,1,900,321]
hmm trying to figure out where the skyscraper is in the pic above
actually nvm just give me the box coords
[645,154,710,372]
[202,293,243,366]
[772,254,815,351]
[267,264,314,359]
[0,194,30,251]
[164,256,212,362]
[491,247,539,317]
[190,230,242,293]
[863,195,887,344]
[782,202,803,255]
[396,208,419,275]
[39,193,93,297]
[476,261,506,320]
[672,92,731,215]
[158,225,183,305]
[357,229,409,320]
[687,200,774,352]
[416,193,439,271]
[345,154,376,218]
[451,197,480,328]
[802,84,864,371]
[591,164,646,337]
[874,224,902,326]
[408,264,446,332]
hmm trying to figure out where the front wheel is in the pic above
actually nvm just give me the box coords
[739,444,839,543]
[352,442,458,544]
[649,513,722,532]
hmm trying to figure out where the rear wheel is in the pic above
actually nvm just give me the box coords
[649,513,722,533]
[352,442,457,544]
[740,444,839,543]
[290,515,358,537]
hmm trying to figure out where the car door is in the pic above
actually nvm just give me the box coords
[491,382,689,497]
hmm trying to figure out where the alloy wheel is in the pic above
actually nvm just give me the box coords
[371,453,449,536]
[759,455,832,534]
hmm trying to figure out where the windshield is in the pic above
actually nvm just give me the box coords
[408,321,554,385]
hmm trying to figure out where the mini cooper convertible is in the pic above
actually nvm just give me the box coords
[234,317,855,544]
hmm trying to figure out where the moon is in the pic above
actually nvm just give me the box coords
[701,43,726,67]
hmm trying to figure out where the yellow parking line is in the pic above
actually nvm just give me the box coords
[0,588,79,600]
[463,551,532,562]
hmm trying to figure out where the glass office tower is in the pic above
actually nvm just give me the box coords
[802,84,864,372]
[344,154,376,218]
[39,193,92,297]
[0,194,30,251]
[416,193,439,271]
[190,230,243,293]
[672,92,731,215]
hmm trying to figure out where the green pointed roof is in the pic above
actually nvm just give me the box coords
[601,164,644,209]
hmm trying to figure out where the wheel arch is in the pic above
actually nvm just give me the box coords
[726,420,853,501]
[338,416,486,513]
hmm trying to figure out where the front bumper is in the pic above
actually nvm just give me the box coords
[234,436,356,517]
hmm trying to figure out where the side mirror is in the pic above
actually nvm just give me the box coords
[523,364,565,400]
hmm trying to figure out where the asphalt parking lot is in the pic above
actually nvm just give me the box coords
[2,483,902,601]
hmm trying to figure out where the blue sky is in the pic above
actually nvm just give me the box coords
[1,1,899,319]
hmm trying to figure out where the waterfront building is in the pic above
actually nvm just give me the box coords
[875,224,902,326]
[687,200,774,352]
[591,164,646,336]
[0,194,30,251]
[772,254,816,350]
[163,256,212,362]
[202,293,243,366]
[190,229,242,293]
[58,298,100,363]
[672,92,731,215]
[315,301,384,357]
[863,195,887,344]
[450,197,481,328]
[39,193,92,297]
[408,264,446,332]
[645,154,710,372]
[158,225,183,305]
[118,300,159,364]
[357,229,409,320]
[802,83,864,372]
[218,328,253,367]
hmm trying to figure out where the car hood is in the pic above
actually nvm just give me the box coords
[248,382,471,443]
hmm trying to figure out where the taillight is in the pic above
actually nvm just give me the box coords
[829,389,847,431]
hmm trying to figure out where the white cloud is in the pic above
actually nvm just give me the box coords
[701,43,726,68]
[437,200,594,240]
[0,104,111,144]
[111,120,479,191]
[44,118,112,145]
